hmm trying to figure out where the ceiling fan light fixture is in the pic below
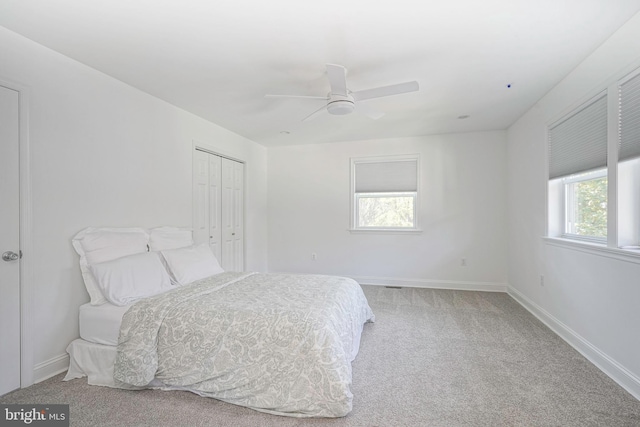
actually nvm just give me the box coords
[265,63,419,121]
[327,100,355,115]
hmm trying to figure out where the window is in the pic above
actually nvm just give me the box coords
[617,71,640,248]
[548,67,640,252]
[548,93,608,241]
[563,169,607,241]
[351,155,419,230]
[356,192,415,228]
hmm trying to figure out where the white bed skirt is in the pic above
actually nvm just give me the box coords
[64,339,135,388]
[64,339,194,393]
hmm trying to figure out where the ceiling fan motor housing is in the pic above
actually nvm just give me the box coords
[327,94,355,115]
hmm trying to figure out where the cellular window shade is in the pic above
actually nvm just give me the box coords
[355,160,417,193]
[548,94,608,179]
[619,73,640,162]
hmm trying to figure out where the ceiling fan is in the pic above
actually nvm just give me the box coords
[265,64,419,122]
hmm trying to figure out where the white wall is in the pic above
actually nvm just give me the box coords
[268,131,508,290]
[507,13,640,398]
[0,27,268,382]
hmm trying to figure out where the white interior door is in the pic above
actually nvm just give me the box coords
[221,158,244,272]
[192,149,209,246]
[208,155,222,260]
[0,85,21,395]
[192,150,222,260]
[231,160,244,271]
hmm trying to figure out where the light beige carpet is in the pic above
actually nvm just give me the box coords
[2,286,640,426]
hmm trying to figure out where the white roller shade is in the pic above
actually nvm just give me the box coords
[548,94,608,179]
[355,159,417,193]
[619,72,640,162]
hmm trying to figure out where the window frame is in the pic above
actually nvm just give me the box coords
[350,154,421,233]
[545,66,640,262]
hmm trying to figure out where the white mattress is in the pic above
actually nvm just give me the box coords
[79,302,131,346]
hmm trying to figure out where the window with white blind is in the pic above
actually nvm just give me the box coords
[617,71,640,249]
[351,155,419,230]
[548,94,608,242]
[548,66,640,252]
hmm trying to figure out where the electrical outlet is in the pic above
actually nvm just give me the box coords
[461,258,466,267]
[312,253,317,261]
[540,275,545,286]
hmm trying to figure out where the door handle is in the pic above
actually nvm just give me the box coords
[2,251,20,262]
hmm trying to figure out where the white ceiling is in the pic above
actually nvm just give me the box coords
[1,0,639,147]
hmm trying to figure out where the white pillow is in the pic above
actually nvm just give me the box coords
[89,252,173,306]
[160,244,224,286]
[72,227,150,305]
[148,227,193,251]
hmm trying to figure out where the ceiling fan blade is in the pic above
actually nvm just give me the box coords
[351,81,419,102]
[326,64,348,96]
[356,102,385,120]
[265,94,328,100]
[302,105,328,122]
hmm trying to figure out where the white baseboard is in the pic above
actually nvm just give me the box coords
[34,353,69,383]
[508,285,640,401]
[352,275,507,292]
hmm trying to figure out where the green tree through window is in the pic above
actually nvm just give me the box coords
[572,177,607,237]
[358,194,414,228]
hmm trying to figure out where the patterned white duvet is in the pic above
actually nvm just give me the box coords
[113,272,374,417]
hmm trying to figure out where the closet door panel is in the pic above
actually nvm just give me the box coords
[208,155,222,260]
[232,160,244,272]
[192,150,210,246]
[221,158,244,271]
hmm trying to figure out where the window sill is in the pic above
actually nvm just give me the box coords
[349,228,423,235]
[543,236,640,265]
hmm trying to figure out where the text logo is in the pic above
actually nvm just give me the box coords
[0,405,69,427]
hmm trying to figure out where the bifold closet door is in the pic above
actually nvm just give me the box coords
[193,150,243,271]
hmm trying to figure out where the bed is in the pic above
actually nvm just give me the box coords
[64,227,374,418]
